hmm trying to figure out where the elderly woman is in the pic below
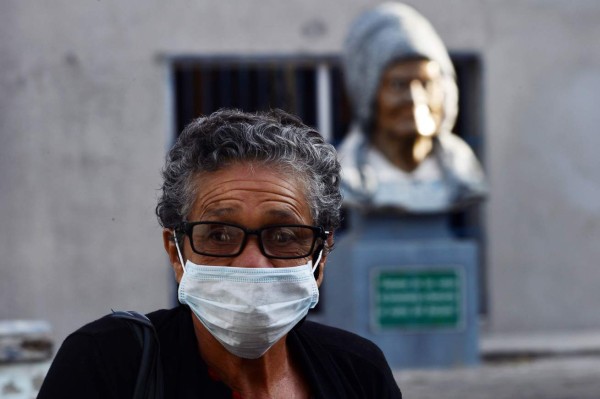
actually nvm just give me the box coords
[38,109,402,398]
[339,2,486,213]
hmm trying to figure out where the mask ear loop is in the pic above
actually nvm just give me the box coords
[312,246,324,281]
[312,230,329,278]
[312,248,323,273]
[173,230,187,273]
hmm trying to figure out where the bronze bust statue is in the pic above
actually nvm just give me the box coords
[338,2,487,213]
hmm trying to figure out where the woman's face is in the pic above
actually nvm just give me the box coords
[173,162,315,275]
[373,59,444,139]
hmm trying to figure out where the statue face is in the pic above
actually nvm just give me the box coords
[373,59,444,139]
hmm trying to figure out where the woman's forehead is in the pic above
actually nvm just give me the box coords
[188,163,311,224]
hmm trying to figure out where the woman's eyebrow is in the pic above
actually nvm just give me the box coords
[265,208,304,222]
[200,207,305,223]
[202,207,237,219]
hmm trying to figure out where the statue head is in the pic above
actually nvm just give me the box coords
[343,2,458,137]
[374,58,445,142]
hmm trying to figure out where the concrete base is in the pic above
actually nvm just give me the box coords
[312,212,480,368]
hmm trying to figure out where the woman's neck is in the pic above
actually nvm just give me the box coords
[191,315,310,398]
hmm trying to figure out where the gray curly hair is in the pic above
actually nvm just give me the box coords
[156,108,342,233]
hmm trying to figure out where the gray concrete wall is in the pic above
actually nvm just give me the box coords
[1,0,600,346]
[482,2,600,333]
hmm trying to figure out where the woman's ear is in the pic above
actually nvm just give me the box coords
[162,228,184,283]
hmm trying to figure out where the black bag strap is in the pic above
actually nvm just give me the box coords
[110,310,164,399]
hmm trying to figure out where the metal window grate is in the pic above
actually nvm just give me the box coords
[172,56,351,145]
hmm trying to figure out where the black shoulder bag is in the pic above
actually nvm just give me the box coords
[110,310,164,399]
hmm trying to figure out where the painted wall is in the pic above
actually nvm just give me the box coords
[1,0,600,346]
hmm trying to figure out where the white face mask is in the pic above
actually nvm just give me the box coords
[175,239,321,359]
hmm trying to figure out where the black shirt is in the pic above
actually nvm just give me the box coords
[38,306,402,398]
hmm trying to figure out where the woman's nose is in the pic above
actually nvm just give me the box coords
[230,237,273,268]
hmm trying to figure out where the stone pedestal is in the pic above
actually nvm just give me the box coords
[312,211,480,368]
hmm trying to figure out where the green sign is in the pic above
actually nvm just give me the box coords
[372,268,462,330]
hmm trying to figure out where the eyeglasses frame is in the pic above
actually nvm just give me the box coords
[177,221,330,259]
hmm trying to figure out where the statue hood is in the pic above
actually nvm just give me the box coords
[343,2,459,134]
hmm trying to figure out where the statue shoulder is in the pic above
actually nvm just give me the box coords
[435,133,482,169]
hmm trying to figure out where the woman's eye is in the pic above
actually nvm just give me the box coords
[264,229,298,245]
[273,230,295,243]
[207,230,231,242]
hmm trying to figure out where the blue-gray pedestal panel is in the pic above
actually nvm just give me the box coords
[314,227,480,369]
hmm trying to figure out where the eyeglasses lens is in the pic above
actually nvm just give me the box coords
[191,224,245,256]
[261,226,315,258]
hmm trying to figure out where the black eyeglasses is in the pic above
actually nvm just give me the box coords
[178,221,329,259]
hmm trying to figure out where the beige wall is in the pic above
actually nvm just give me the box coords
[2,0,600,345]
